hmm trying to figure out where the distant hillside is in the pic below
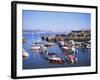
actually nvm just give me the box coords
[23,30,69,35]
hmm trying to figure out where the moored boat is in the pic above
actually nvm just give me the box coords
[86,45,91,48]
[44,42,54,47]
[30,45,41,50]
[65,55,77,64]
[23,49,29,57]
[30,42,41,50]
[61,44,78,55]
[62,46,70,51]
[47,53,65,64]
[58,41,64,47]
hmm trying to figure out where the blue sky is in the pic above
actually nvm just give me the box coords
[22,10,90,32]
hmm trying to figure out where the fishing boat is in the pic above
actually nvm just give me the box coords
[22,49,29,57]
[65,55,77,64]
[47,53,65,64]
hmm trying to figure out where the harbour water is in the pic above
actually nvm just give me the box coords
[23,33,91,69]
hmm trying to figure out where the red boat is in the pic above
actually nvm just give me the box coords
[66,55,77,64]
[48,53,65,64]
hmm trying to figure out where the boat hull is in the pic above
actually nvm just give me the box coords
[49,58,65,64]
[66,55,77,64]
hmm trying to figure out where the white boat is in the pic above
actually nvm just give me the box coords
[47,53,65,64]
[30,30,42,50]
[44,42,54,47]
[58,41,64,47]
[30,41,42,50]
[61,45,78,54]
[68,40,75,45]
[86,40,91,48]
[86,44,91,48]
[22,49,29,57]
[62,46,70,50]
[71,47,76,52]
[30,45,41,50]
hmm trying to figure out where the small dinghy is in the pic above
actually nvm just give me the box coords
[47,53,65,64]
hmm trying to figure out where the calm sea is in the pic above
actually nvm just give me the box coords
[23,33,91,69]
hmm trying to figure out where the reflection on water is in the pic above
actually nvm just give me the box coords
[23,34,91,69]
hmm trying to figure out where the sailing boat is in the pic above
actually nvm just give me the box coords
[30,30,41,50]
